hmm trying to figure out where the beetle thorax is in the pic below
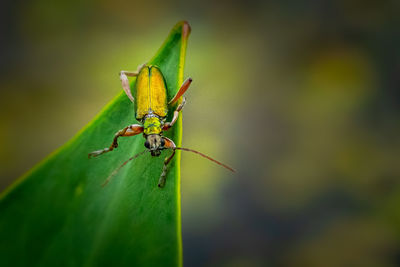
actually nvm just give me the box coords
[143,116,163,136]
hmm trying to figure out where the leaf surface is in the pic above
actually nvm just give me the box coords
[0,21,191,267]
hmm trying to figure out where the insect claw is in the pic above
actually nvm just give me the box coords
[158,175,166,188]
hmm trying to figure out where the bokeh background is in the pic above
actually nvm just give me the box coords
[1,0,400,266]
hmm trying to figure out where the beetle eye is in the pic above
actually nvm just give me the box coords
[160,138,165,147]
[144,140,150,149]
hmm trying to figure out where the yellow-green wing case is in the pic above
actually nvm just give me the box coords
[149,66,168,117]
[135,66,168,120]
[135,66,150,119]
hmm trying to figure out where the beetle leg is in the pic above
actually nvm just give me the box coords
[119,63,146,103]
[88,124,144,158]
[168,77,192,105]
[158,137,176,188]
[163,97,186,131]
[164,77,191,130]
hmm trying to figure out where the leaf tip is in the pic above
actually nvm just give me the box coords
[182,21,191,39]
[174,21,191,40]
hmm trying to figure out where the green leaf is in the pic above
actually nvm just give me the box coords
[0,21,190,267]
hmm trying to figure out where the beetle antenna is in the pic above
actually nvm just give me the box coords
[173,147,236,173]
[102,149,148,187]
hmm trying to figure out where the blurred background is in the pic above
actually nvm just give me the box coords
[1,0,400,266]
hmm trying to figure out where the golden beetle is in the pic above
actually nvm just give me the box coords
[89,64,234,187]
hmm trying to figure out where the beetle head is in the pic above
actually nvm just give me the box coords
[144,134,165,156]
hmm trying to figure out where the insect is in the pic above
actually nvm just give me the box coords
[89,64,235,187]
